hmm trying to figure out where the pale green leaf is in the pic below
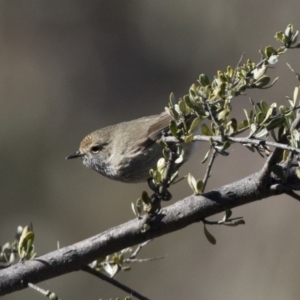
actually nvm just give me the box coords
[184,133,194,143]
[201,123,212,136]
[188,117,200,133]
[201,149,211,163]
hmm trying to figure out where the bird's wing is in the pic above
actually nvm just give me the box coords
[147,111,171,142]
[129,112,171,153]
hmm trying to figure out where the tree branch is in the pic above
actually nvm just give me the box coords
[1,165,299,296]
[82,266,150,300]
[202,149,217,192]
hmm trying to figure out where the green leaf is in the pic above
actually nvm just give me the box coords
[187,173,199,194]
[277,125,285,140]
[169,120,178,137]
[285,24,293,39]
[260,100,269,114]
[275,31,287,44]
[250,123,257,135]
[131,202,137,216]
[265,117,285,131]
[155,171,162,183]
[243,109,251,126]
[265,45,276,58]
[252,65,267,80]
[214,142,229,156]
[269,77,279,88]
[201,149,210,163]
[288,98,295,108]
[293,87,299,106]
[136,198,143,216]
[169,92,176,107]
[256,112,265,125]
[189,84,197,97]
[141,191,150,204]
[228,118,237,132]
[282,150,289,162]
[184,133,194,143]
[168,107,180,121]
[18,231,35,260]
[162,149,169,160]
[227,65,234,77]
[224,209,232,221]
[204,225,216,245]
[238,119,248,131]
[255,128,268,139]
[196,180,204,193]
[268,55,278,65]
[188,117,201,134]
[253,75,271,88]
[217,108,230,121]
[157,139,168,149]
[49,293,59,300]
[292,129,300,142]
[175,154,184,164]
[104,263,119,278]
[201,123,212,136]
[277,47,287,55]
[292,30,299,45]
[149,169,154,178]
[184,94,198,110]
[199,74,210,86]
[260,106,275,125]
[157,157,166,172]
[178,99,187,115]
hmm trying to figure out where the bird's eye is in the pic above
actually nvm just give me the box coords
[90,145,101,154]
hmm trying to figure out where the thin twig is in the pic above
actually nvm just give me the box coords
[270,183,300,191]
[290,108,300,131]
[270,184,289,191]
[159,150,176,196]
[260,107,300,179]
[284,190,300,201]
[147,146,177,212]
[124,257,164,263]
[202,149,217,192]
[259,146,284,181]
[163,135,300,154]
[202,219,220,225]
[105,256,164,265]
[82,266,150,300]
[28,282,60,299]
[203,217,244,225]
[130,240,151,259]
[171,176,185,185]
[231,52,245,84]
[205,102,225,141]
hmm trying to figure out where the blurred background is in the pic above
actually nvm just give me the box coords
[1,1,300,299]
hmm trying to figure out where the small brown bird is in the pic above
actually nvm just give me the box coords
[66,112,176,183]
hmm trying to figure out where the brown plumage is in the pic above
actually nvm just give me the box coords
[66,112,195,183]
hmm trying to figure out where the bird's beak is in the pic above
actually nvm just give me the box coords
[65,151,83,160]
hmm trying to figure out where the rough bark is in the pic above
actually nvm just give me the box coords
[1,165,299,296]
